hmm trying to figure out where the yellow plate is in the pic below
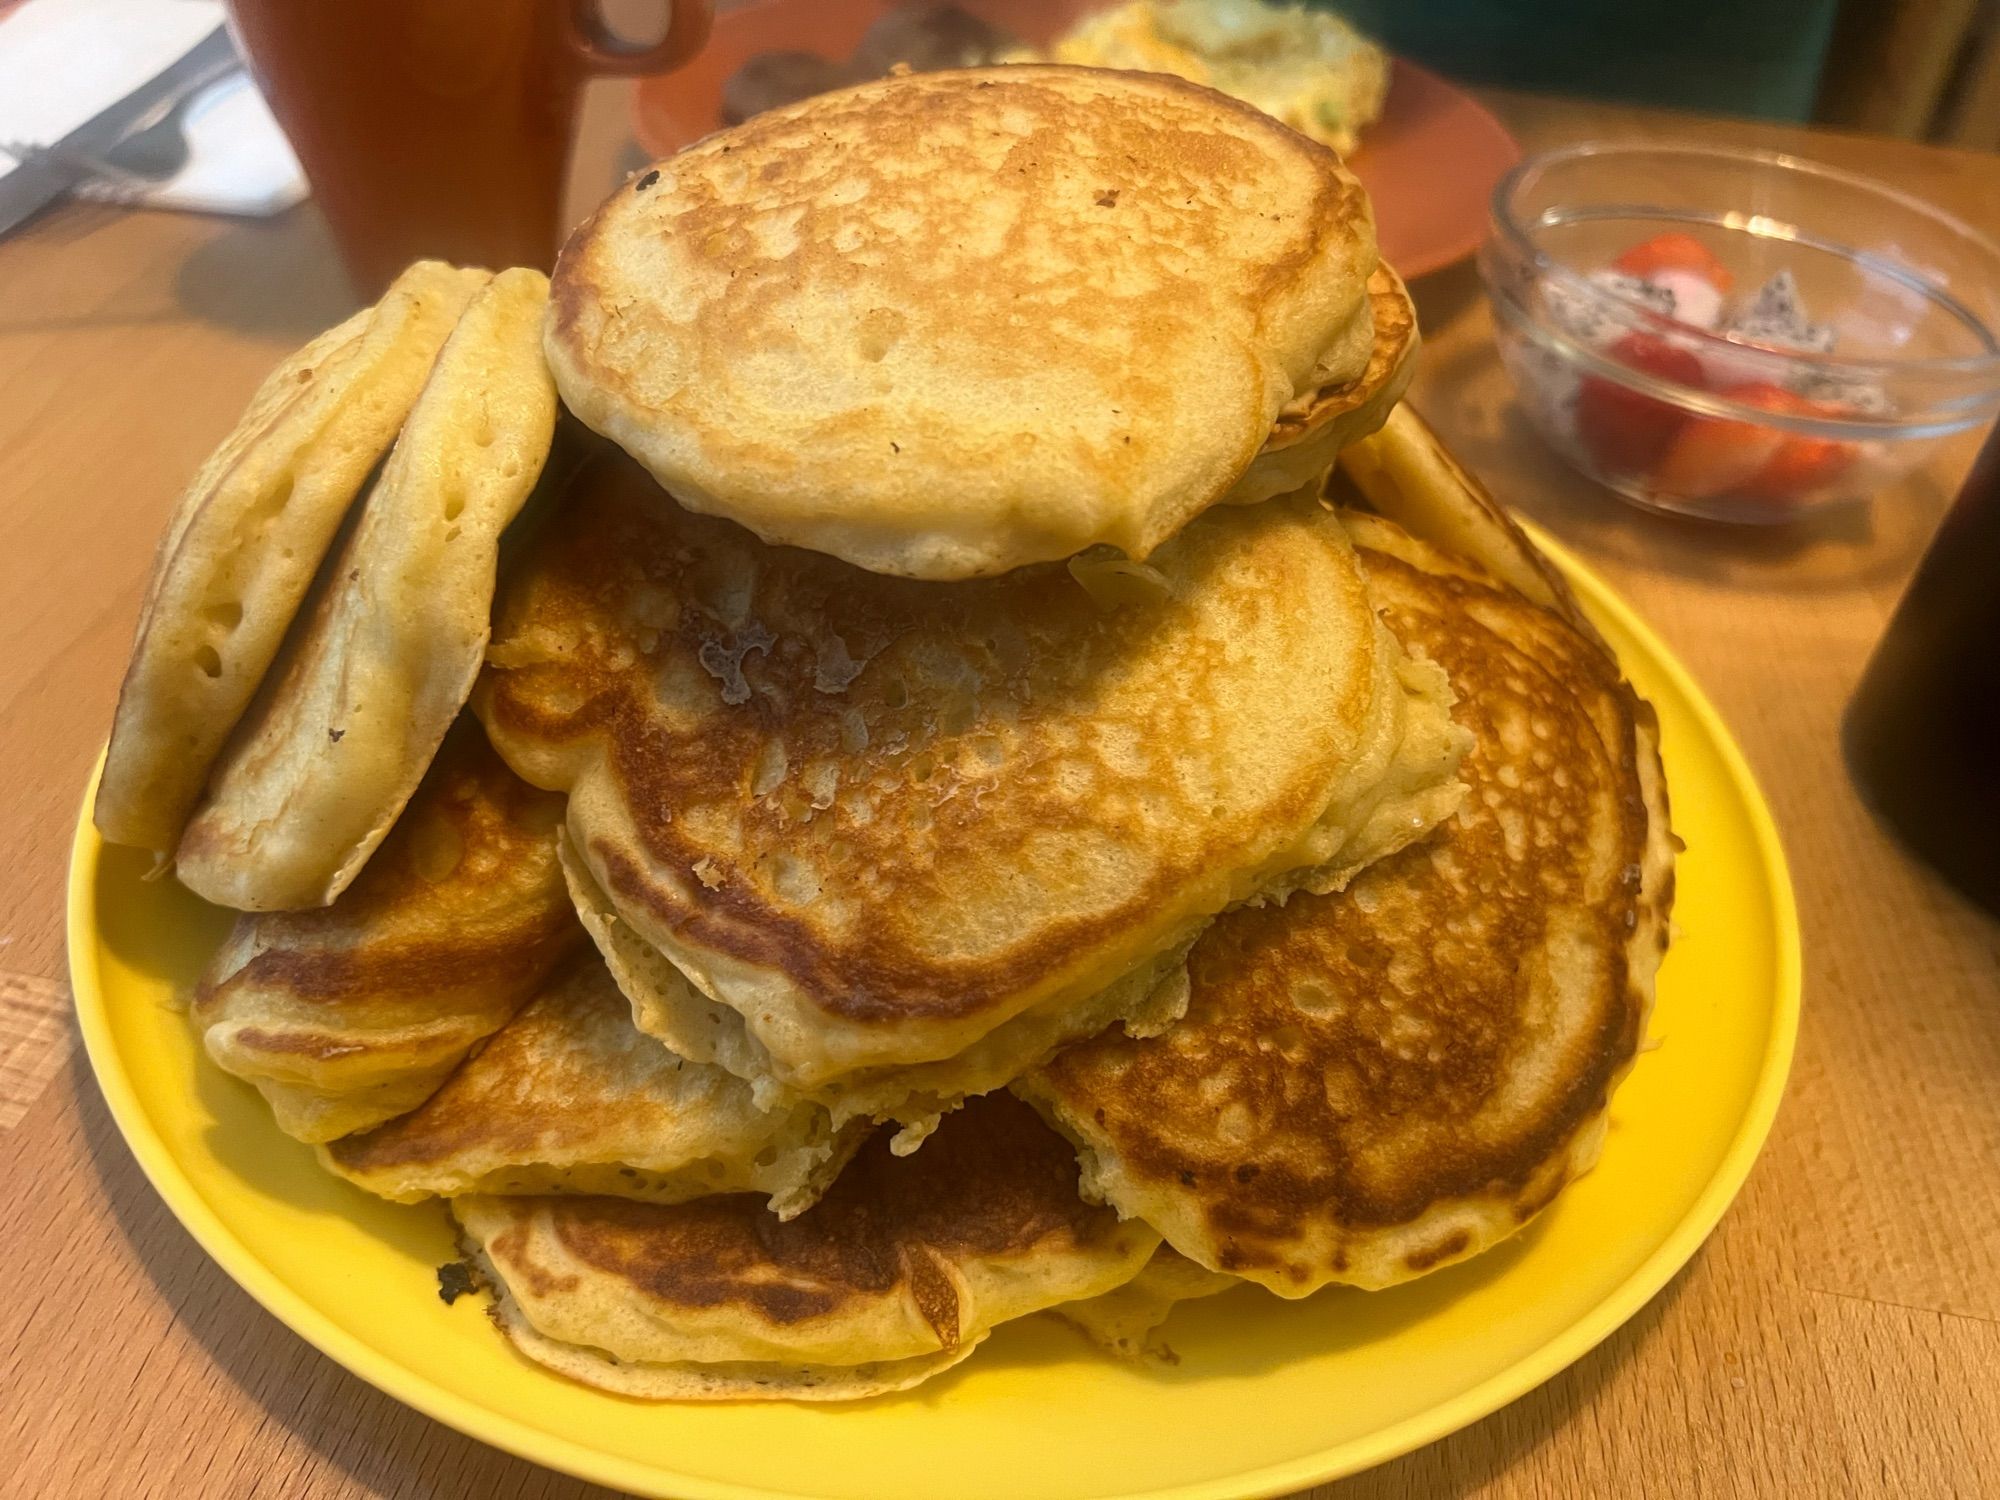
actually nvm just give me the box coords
[68,536,1798,1500]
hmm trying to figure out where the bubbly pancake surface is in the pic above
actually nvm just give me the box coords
[97,262,487,857]
[176,268,558,912]
[191,719,579,1143]
[453,1092,1160,1398]
[475,453,1459,1102]
[1019,517,1674,1293]
[1338,402,1590,632]
[547,65,1376,578]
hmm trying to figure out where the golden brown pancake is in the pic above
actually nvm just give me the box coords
[1338,402,1594,640]
[546,65,1378,578]
[474,451,1465,1120]
[324,955,860,1218]
[1018,515,1675,1293]
[453,1092,1161,1400]
[1226,264,1419,508]
[191,718,579,1143]
[556,827,1194,1138]
[97,262,487,858]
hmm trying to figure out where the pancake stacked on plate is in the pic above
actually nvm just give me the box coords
[97,67,1673,1400]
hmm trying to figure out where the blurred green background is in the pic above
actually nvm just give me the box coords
[1332,0,1842,121]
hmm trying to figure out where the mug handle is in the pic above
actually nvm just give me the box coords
[567,0,714,76]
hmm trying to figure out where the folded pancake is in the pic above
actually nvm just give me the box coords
[475,452,1466,1119]
[97,262,488,858]
[452,1092,1161,1400]
[547,65,1378,578]
[325,955,860,1219]
[191,718,578,1143]
[177,268,559,911]
[1225,264,1419,509]
[1018,515,1675,1293]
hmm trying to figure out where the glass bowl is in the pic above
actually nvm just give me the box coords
[1479,143,2000,523]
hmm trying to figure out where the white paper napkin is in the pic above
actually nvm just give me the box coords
[0,0,307,218]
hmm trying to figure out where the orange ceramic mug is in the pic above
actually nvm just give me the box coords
[227,0,714,297]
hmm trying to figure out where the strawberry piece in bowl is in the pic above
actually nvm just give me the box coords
[1481,144,2000,523]
[1574,332,1706,475]
[1652,382,1857,508]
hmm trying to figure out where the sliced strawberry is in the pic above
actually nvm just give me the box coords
[1752,400,1856,506]
[1574,331,1706,475]
[1655,411,1783,500]
[1613,231,1736,293]
[1654,381,1856,505]
[1744,428,1857,503]
[1727,381,1813,413]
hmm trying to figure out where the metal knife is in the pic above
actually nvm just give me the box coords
[0,24,239,239]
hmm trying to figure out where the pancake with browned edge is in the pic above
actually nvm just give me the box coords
[1226,263,1418,508]
[475,452,1465,1127]
[1338,402,1593,638]
[452,1092,1160,1400]
[191,718,579,1143]
[324,954,861,1219]
[176,268,558,912]
[547,66,1379,578]
[1018,514,1674,1293]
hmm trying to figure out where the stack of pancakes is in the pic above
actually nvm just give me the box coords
[99,67,1673,1400]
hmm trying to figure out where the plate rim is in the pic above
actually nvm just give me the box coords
[66,527,1800,1500]
[1359,57,1521,280]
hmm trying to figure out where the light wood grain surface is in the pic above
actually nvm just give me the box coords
[1,78,1997,1500]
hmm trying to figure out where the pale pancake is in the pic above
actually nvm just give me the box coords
[1337,402,1594,639]
[547,65,1377,578]
[1019,516,1675,1293]
[191,718,578,1143]
[325,955,859,1218]
[473,1295,977,1401]
[1226,264,1419,508]
[475,452,1465,1112]
[1052,1246,1238,1360]
[177,269,558,911]
[452,1092,1160,1400]
[97,262,487,857]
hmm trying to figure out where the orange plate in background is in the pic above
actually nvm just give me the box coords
[70,529,1797,1500]
[631,0,1519,280]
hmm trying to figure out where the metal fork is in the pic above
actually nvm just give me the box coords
[3,51,240,191]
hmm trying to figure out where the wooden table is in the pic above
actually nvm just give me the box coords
[2,81,1996,1500]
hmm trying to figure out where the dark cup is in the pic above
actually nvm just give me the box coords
[226,0,713,298]
[1844,426,2000,917]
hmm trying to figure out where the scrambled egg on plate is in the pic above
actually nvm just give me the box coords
[1031,0,1389,156]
